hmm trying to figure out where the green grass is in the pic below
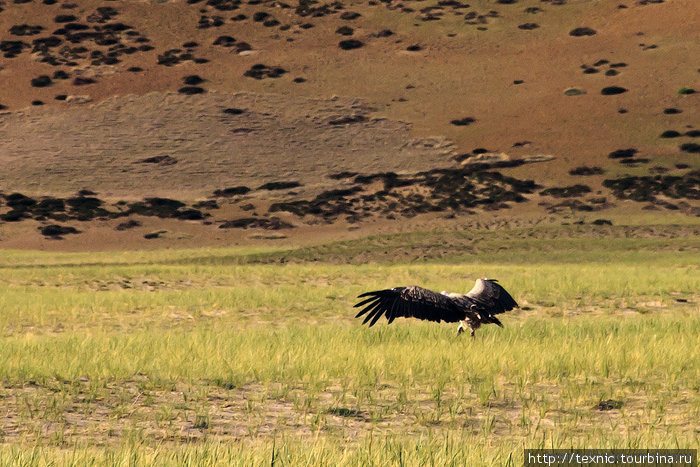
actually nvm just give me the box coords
[0,225,698,465]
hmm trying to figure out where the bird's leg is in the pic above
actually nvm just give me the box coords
[468,320,479,338]
[457,321,466,336]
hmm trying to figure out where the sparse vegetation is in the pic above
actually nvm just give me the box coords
[115,219,142,231]
[540,184,591,198]
[38,224,79,237]
[0,193,214,227]
[680,143,700,153]
[338,39,363,50]
[213,186,251,197]
[258,181,302,190]
[30,75,52,87]
[73,77,96,86]
[601,86,627,95]
[608,148,637,159]
[603,171,700,202]
[1,0,700,461]
[243,64,288,79]
[518,23,539,30]
[569,27,596,36]
[183,75,205,85]
[178,86,206,95]
[450,117,476,126]
[336,26,354,35]
[269,168,538,222]
[0,228,697,462]
[137,155,178,165]
[569,166,603,176]
[219,216,293,229]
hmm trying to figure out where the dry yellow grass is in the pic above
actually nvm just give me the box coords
[0,227,698,464]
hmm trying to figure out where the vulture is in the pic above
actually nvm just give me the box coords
[354,278,518,336]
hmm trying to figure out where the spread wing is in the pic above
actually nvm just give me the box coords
[353,286,465,327]
[464,278,518,315]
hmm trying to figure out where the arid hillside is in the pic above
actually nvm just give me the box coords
[0,0,699,248]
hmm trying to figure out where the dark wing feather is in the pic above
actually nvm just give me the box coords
[464,278,518,315]
[354,286,464,327]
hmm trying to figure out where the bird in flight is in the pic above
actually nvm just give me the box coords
[354,278,518,336]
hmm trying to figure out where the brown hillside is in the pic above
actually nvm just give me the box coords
[0,0,699,248]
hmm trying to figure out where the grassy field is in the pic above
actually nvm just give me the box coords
[0,225,699,465]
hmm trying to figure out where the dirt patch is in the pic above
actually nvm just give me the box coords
[0,378,694,447]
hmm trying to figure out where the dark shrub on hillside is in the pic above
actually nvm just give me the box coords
[243,64,287,79]
[183,75,204,85]
[73,77,96,85]
[601,86,627,95]
[115,219,142,230]
[53,70,70,79]
[518,23,539,30]
[31,75,52,87]
[569,166,604,176]
[66,196,109,220]
[39,224,79,237]
[1,210,27,222]
[328,115,367,125]
[608,148,637,159]
[258,181,302,190]
[33,197,65,219]
[540,185,592,198]
[213,186,250,197]
[219,217,293,229]
[54,15,78,23]
[128,198,185,218]
[600,86,627,96]
[10,24,44,36]
[6,193,37,209]
[604,172,700,202]
[374,29,394,37]
[338,39,363,50]
[213,35,236,46]
[340,11,361,20]
[193,200,219,209]
[450,117,476,126]
[680,143,700,153]
[569,27,596,36]
[178,86,206,95]
[177,209,205,220]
